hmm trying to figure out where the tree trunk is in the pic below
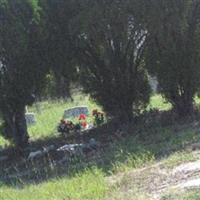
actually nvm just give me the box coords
[55,74,70,99]
[173,94,194,117]
[118,101,133,123]
[15,108,29,148]
[2,110,16,141]
[2,106,29,148]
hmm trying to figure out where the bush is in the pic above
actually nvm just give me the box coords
[77,0,151,121]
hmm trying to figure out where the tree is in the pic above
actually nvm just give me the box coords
[39,0,78,99]
[0,0,47,147]
[76,0,151,121]
[145,0,200,116]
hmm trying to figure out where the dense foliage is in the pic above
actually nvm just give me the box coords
[1,0,200,146]
[76,0,151,121]
[145,0,200,116]
[0,0,47,146]
[39,0,77,99]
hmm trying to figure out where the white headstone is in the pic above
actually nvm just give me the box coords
[25,112,36,124]
[148,75,158,92]
[63,106,89,119]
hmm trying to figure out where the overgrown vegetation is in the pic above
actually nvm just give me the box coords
[1,0,200,146]
[76,0,150,121]
[1,0,200,199]
[1,94,200,199]
[1,108,200,199]
[145,0,200,116]
[0,94,169,146]
[0,0,48,147]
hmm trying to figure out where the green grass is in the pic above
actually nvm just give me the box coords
[148,94,200,111]
[27,94,100,140]
[2,118,200,199]
[0,94,169,146]
[0,97,197,144]
[1,93,200,146]
[0,137,9,147]
[1,94,200,199]
[0,94,100,145]
[0,168,107,200]
[147,94,171,111]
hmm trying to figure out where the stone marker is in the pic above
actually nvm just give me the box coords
[148,75,158,92]
[57,144,82,151]
[57,139,98,156]
[63,106,89,119]
[25,112,36,124]
[28,150,43,160]
[43,145,55,153]
[27,145,55,160]
[89,138,97,148]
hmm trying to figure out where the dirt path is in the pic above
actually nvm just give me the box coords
[106,151,200,200]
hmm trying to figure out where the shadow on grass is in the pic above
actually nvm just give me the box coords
[0,111,200,189]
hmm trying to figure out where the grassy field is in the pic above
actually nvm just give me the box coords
[1,94,200,199]
[0,119,200,200]
[147,95,171,111]
[0,169,107,200]
[27,94,100,140]
[1,116,200,199]
[0,94,100,146]
[0,94,170,146]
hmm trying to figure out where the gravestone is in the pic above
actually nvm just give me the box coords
[63,106,89,119]
[25,113,36,124]
[148,75,158,92]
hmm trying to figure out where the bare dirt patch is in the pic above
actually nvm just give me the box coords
[106,151,200,200]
